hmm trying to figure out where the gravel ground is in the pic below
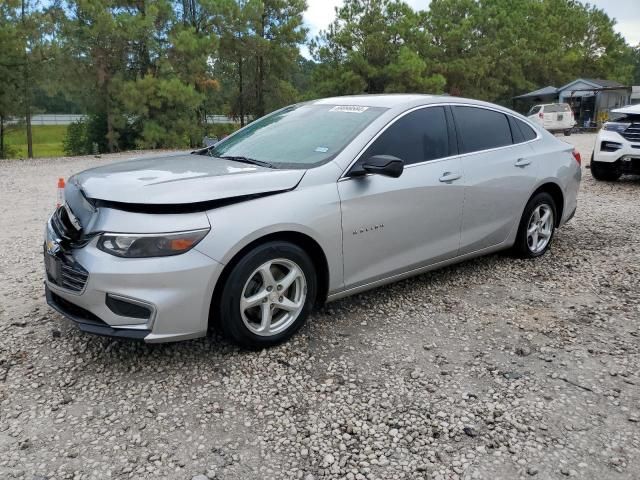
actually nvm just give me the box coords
[0,135,639,480]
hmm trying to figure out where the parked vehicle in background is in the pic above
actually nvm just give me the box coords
[44,95,582,347]
[527,103,575,136]
[591,104,640,181]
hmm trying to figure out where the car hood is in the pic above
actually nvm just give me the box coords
[611,104,640,115]
[68,152,306,206]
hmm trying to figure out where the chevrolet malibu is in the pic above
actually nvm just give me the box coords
[44,95,581,347]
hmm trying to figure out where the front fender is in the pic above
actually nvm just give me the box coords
[195,184,344,293]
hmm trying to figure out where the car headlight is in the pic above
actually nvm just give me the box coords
[602,122,630,133]
[97,229,210,258]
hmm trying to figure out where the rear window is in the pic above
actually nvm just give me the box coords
[544,104,571,113]
[528,106,541,115]
[452,106,513,153]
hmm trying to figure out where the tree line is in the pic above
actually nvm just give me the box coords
[1,0,639,159]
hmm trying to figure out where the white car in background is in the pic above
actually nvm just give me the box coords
[527,103,575,136]
[590,104,640,181]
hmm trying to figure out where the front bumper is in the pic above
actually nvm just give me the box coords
[45,240,225,343]
[593,130,640,171]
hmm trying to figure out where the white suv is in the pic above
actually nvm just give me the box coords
[591,104,640,181]
[527,103,575,136]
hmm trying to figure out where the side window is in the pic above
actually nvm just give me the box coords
[362,106,449,166]
[508,116,538,143]
[527,105,541,116]
[452,106,513,153]
[508,116,524,143]
[515,118,537,141]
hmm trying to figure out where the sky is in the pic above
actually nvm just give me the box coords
[302,0,640,58]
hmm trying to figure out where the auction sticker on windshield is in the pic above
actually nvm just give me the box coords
[329,106,369,113]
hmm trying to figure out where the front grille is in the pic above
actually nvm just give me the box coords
[59,256,89,292]
[46,250,89,293]
[622,123,640,142]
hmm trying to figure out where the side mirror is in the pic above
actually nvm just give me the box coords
[359,155,404,178]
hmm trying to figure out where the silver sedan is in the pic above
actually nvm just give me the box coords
[44,95,582,346]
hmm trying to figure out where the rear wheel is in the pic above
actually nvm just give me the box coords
[563,129,572,136]
[218,241,316,348]
[590,154,621,181]
[513,192,556,258]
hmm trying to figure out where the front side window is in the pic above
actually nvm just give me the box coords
[452,106,513,154]
[360,106,450,166]
[208,104,387,169]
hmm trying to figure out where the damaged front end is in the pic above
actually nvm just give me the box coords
[44,203,94,293]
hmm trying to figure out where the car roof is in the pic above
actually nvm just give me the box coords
[310,94,514,113]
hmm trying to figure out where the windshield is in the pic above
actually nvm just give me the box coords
[609,113,640,123]
[208,104,387,169]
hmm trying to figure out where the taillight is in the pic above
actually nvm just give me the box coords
[539,112,544,119]
[572,149,581,165]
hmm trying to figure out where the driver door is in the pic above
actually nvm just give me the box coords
[338,106,465,289]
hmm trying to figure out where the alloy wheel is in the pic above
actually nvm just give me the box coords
[240,258,307,336]
[526,204,554,254]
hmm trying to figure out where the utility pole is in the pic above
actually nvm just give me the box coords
[22,0,33,158]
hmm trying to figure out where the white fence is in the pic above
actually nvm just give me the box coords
[5,114,86,125]
[5,114,242,125]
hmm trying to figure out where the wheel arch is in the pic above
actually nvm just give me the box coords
[530,182,564,226]
[209,230,330,329]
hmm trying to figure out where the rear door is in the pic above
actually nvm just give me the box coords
[451,106,540,255]
[338,106,464,288]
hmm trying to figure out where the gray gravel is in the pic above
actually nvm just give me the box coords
[1,135,639,480]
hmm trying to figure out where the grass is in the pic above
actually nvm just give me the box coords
[3,124,67,158]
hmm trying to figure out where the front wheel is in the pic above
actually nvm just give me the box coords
[218,241,317,348]
[513,192,557,258]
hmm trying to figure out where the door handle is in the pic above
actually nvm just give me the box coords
[515,158,532,167]
[439,172,462,183]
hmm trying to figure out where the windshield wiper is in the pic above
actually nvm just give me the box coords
[217,155,275,169]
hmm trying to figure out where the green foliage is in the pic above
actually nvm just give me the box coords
[5,125,67,158]
[424,0,634,103]
[115,75,204,149]
[63,114,110,156]
[632,46,640,85]
[2,0,637,158]
[63,119,88,156]
[310,0,446,96]
[207,122,239,139]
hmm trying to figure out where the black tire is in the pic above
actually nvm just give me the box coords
[563,129,572,136]
[513,192,557,259]
[218,241,316,348]
[590,154,621,181]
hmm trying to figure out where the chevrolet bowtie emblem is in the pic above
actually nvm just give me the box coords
[46,239,60,255]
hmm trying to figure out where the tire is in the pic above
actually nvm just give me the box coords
[590,154,621,181]
[218,241,316,348]
[563,129,572,136]
[513,192,557,259]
